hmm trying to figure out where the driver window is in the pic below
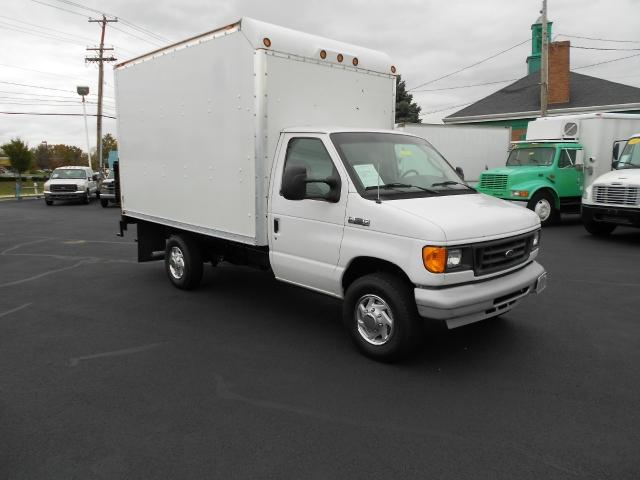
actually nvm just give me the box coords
[283,138,337,196]
[558,150,576,168]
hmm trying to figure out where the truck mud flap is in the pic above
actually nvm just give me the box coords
[137,221,167,262]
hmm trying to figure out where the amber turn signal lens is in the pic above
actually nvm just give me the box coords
[263,37,271,48]
[337,53,344,63]
[422,246,447,273]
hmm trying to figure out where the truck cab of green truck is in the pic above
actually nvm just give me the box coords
[477,114,640,225]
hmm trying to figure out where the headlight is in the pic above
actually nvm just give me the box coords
[447,249,462,268]
[511,190,529,198]
[532,230,540,248]
[422,246,469,273]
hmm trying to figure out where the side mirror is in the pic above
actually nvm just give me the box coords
[612,141,622,161]
[612,160,619,169]
[280,166,341,202]
[455,166,464,180]
[281,166,307,200]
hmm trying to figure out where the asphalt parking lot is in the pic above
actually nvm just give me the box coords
[1,198,639,479]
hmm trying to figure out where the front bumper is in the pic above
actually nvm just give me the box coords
[414,261,546,329]
[582,204,640,228]
[44,191,86,200]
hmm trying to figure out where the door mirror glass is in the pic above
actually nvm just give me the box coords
[281,166,307,201]
[613,141,621,161]
[455,166,464,180]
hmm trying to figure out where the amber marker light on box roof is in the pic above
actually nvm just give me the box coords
[319,49,327,59]
[391,65,397,74]
[337,53,344,63]
[263,37,271,48]
[352,57,359,66]
[422,246,446,273]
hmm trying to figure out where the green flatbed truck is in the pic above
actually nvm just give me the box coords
[477,113,640,225]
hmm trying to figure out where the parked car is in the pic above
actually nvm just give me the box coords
[44,166,99,205]
[100,169,118,207]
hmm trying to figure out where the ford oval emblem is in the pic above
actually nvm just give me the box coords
[504,249,515,258]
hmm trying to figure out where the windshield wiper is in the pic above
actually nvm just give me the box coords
[431,180,475,190]
[364,183,441,194]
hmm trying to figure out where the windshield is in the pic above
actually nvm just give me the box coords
[506,147,554,167]
[617,138,640,169]
[51,169,86,179]
[330,132,473,199]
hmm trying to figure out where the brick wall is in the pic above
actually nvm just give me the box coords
[549,41,570,104]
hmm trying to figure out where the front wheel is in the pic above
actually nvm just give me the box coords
[45,199,53,206]
[583,217,616,236]
[83,190,90,204]
[343,273,422,362]
[527,191,558,226]
[165,234,203,290]
[100,199,109,208]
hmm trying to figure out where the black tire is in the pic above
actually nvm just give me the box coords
[527,190,559,226]
[100,199,109,208]
[45,199,53,206]
[343,273,422,362]
[164,234,203,290]
[95,190,100,199]
[83,190,90,204]
[583,217,616,236]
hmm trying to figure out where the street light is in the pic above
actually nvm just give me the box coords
[76,86,92,169]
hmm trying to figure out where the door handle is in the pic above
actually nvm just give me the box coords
[274,218,279,233]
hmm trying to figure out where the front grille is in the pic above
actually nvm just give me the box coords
[474,233,533,276]
[51,184,77,192]
[479,174,508,191]
[593,185,639,206]
[102,183,115,193]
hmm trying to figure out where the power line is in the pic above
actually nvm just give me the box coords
[408,38,530,92]
[574,52,640,70]
[571,45,640,51]
[0,80,114,100]
[557,33,640,44]
[0,111,116,119]
[0,14,95,42]
[53,0,171,43]
[30,0,88,18]
[0,21,87,46]
[110,24,163,47]
[413,78,519,93]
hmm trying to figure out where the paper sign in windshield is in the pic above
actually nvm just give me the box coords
[353,164,381,188]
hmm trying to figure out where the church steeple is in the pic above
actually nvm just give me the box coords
[526,15,553,75]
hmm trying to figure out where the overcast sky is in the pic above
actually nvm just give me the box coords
[2,0,639,152]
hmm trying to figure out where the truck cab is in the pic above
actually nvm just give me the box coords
[582,134,640,235]
[477,141,583,225]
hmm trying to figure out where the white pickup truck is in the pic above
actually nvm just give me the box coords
[44,166,99,205]
[115,18,546,361]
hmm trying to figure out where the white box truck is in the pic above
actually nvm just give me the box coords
[395,123,511,185]
[115,18,546,361]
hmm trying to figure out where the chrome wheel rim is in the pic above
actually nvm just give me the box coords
[534,198,551,222]
[168,246,185,279]
[355,294,394,345]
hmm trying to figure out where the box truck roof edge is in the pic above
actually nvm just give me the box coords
[114,17,395,75]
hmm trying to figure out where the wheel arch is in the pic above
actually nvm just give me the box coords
[530,186,560,209]
[341,256,413,295]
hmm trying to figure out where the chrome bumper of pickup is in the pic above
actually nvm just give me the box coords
[414,261,546,329]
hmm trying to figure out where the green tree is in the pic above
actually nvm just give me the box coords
[395,75,422,124]
[102,133,118,160]
[50,144,84,168]
[33,142,52,170]
[1,138,32,180]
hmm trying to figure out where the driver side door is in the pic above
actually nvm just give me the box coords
[268,134,348,296]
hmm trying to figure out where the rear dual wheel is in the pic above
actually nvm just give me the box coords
[165,234,203,290]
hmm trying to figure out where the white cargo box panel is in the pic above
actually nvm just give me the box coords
[395,123,511,184]
[115,18,395,246]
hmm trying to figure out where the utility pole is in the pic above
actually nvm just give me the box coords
[86,14,117,172]
[540,0,549,117]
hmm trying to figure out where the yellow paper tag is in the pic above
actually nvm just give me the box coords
[628,137,640,145]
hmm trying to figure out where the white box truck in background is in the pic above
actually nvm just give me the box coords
[115,18,546,361]
[395,123,511,185]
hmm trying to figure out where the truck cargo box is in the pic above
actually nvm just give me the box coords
[115,17,396,246]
